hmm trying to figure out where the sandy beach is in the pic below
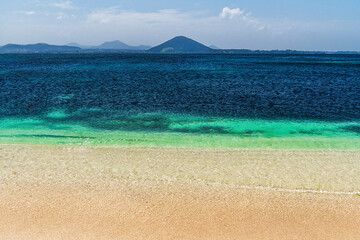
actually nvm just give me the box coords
[1,144,360,239]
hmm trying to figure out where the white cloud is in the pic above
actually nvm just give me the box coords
[57,13,64,20]
[219,7,267,33]
[52,1,75,10]
[86,8,189,24]
[16,11,36,15]
[220,7,244,19]
[24,11,35,15]
[56,12,75,20]
[86,6,270,34]
[80,6,288,46]
[80,7,279,48]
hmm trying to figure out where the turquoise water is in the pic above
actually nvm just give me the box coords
[0,54,359,149]
[0,110,359,149]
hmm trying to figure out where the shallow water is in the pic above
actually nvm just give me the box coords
[0,53,359,149]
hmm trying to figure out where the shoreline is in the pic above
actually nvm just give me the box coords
[1,144,360,239]
[1,144,360,192]
[2,141,360,150]
[1,137,360,151]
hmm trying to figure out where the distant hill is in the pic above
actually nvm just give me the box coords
[65,41,151,51]
[149,36,213,53]
[66,42,82,47]
[2,40,359,54]
[65,42,92,49]
[0,43,81,53]
[92,40,151,51]
[96,40,133,50]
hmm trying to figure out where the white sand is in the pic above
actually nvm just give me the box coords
[1,144,360,239]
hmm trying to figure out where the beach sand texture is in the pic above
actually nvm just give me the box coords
[1,145,360,239]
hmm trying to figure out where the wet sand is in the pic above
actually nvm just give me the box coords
[1,145,360,239]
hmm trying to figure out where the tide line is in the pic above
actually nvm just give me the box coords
[234,185,360,196]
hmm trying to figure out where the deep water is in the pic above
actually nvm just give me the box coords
[0,53,359,149]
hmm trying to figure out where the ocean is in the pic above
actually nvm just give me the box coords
[0,53,359,149]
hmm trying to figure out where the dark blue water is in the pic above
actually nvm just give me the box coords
[1,53,359,121]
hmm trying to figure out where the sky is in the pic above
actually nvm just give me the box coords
[0,0,360,51]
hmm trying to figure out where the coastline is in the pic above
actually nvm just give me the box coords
[1,144,360,239]
[1,144,360,192]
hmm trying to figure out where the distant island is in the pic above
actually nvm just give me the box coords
[66,40,151,51]
[148,36,213,53]
[0,36,359,54]
[0,43,81,53]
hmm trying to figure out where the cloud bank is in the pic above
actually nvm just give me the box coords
[52,1,75,10]
[220,7,244,19]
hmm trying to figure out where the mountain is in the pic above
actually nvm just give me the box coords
[66,42,82,47]
[96,40,132,50]
[148,36,213,53]
[65,42,92,49]
[93,40,151,51]
[0,43,81,53]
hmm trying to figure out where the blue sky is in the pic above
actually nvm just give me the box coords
[1,0,360,50]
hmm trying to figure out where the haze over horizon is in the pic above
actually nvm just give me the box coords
[1,0,360,51]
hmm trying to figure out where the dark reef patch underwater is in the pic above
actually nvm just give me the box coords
[0,53,359,149]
